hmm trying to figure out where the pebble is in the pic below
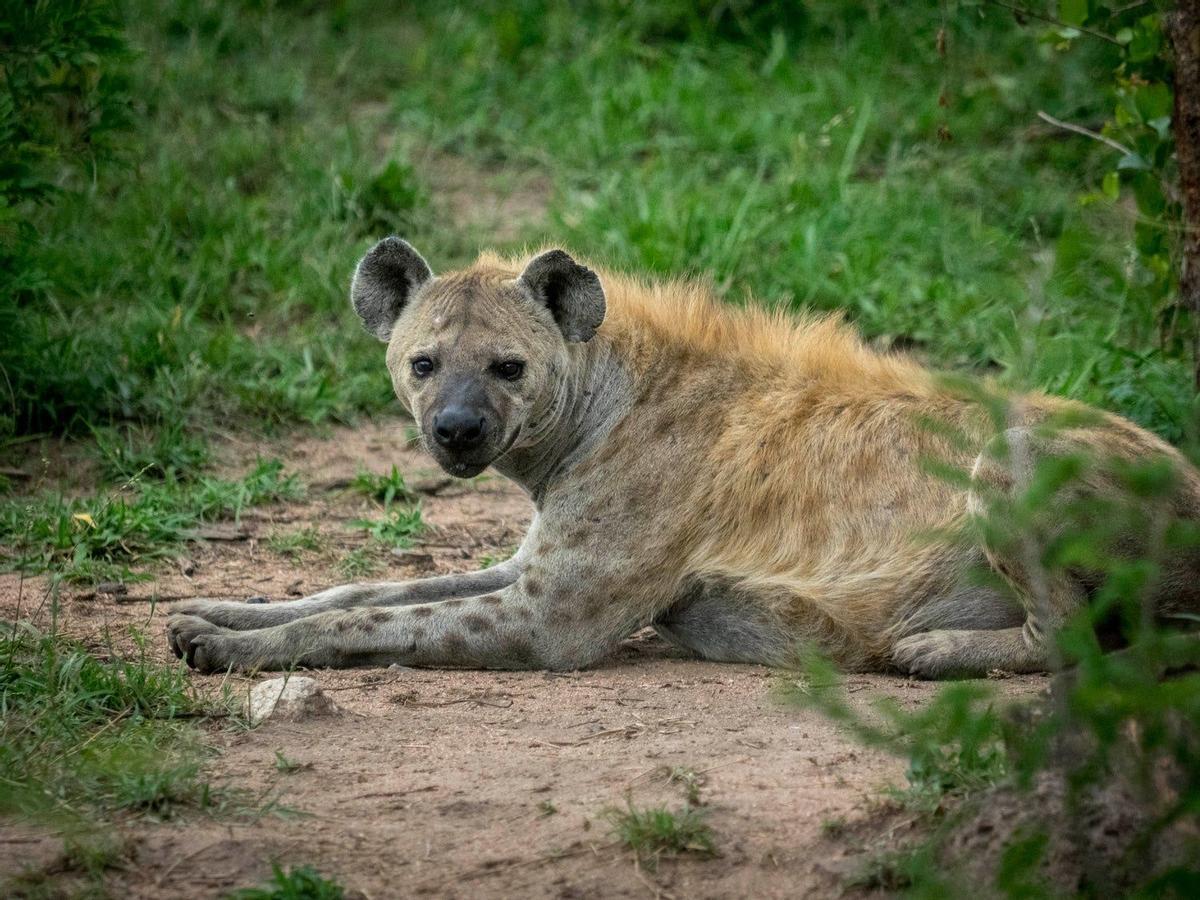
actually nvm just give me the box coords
[247,676,340,725]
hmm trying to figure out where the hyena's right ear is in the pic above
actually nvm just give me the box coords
[351,237,434,341]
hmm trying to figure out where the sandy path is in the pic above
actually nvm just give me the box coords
[0,421,1048,897]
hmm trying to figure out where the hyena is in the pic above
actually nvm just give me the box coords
[167,239,1200,677]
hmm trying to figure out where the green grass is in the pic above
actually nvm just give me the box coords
[0,458,303,582]
[273,750,310,775]
[354,505,425,550]
[266,526,322,559]
[334,546,380,580]
[350,465,416,507]
[228,864,346,900]
[0,620,235,829]
[604,799,716,867]
[785,652,1009,813]
[0,619,279,895]
[478,546,518,570]
[91,420,212,483]
[4,0,1197,451]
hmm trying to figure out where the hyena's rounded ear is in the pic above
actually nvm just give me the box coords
[518,249,606,343]
[351,237,434,342]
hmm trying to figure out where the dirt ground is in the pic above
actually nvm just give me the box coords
[0,420,1050,898]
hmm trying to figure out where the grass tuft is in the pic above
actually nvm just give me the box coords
[273,751,310,775]
[350,466,415,507]
[334,547,380,580]
[229,864,346,900]
[353,505,424,550]
[604,799,716,868]
[266,527,322,559]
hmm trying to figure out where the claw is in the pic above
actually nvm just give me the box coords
[166,614,236,672]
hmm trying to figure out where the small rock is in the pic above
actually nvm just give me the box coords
[387,663,416,672]
[247,676,340,725]
[95,582,128,596]
[245,596,270,604]
[285,580,303,597]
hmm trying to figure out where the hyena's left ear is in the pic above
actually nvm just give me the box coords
[518,249,606,343]
[351,237,434,341]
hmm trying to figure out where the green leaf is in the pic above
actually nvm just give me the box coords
[1128,16,1162,63]
[1058,0,1089,27]
[1135,220,1166,256]
[1130,171,1166,216]
[1133,82,1172,123]
[1102,171,1120,200]
[1117,153,1151,172]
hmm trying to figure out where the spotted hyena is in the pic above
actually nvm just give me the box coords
[166,239,1200,677]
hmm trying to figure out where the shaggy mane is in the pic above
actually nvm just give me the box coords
[476,248,932,391]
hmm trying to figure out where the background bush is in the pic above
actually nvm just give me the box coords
[1,0,1197,452]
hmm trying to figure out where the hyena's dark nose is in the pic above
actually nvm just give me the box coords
[433,406,486,451]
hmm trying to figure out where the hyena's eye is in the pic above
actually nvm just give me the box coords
[411,357,436,378]
[492,360,525,381]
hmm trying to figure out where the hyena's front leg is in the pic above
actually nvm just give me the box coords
[167,563,649,673]
[171,556,526,631]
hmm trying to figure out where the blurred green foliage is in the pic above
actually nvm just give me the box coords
[1032,1,1189,378]
[0,0,1195,452]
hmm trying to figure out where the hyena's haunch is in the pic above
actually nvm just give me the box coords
[167,239,1200,678]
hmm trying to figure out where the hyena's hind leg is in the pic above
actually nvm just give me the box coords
[653,577,795,666]
[893,426,1093,678]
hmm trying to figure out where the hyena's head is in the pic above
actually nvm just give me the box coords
[350,238,606,478]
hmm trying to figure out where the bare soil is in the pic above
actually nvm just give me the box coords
[0,420,1050,898]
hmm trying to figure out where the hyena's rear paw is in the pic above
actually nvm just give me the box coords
[892,631,972,680]
[166,614,244,673]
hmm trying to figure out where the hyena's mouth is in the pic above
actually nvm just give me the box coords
[437,425,522,478]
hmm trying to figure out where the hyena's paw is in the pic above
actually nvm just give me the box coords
[892,631,974,680]
[166,614,245,673]
[171,598,279,630]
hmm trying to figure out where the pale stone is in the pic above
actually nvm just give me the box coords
[247,676,339,725]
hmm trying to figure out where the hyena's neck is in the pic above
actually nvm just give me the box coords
[493,338,633,503]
